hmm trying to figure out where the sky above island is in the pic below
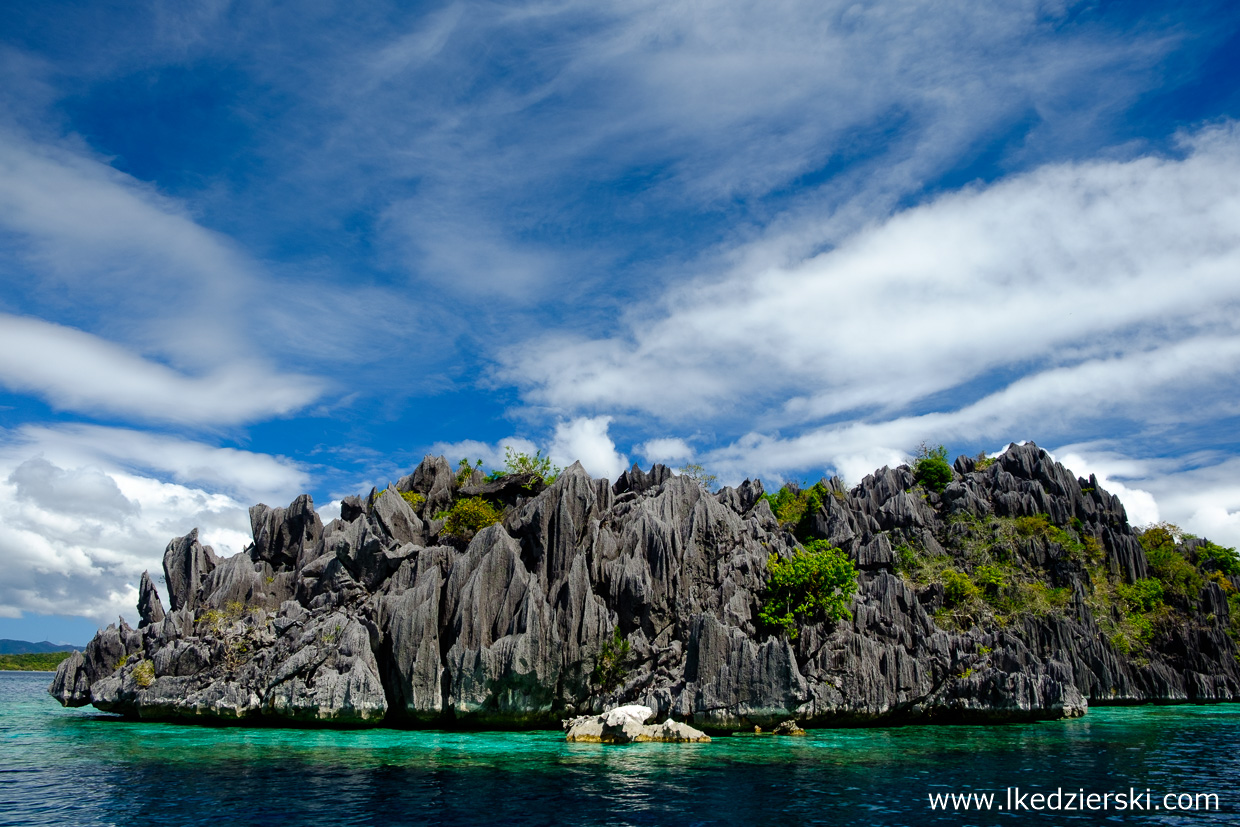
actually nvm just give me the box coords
[1,0,1239,644]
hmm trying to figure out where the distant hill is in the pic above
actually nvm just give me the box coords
[0,639,85,655]
[0,651,77,671]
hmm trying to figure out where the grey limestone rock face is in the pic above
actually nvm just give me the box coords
[52,444,1240,730]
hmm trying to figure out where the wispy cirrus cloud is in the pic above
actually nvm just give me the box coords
[0,314,323,426]
[508,123,1240,427]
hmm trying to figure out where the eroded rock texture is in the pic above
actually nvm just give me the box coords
[52,442,1240,729]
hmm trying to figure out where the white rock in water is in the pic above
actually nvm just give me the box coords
[564,705,710,744]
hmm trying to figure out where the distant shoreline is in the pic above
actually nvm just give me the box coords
[0,652,75,672]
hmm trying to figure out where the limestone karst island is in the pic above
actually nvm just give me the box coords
[53,442,1240,732]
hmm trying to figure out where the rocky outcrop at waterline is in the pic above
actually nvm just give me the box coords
[562,704,711,743]
[52,443,1240,730]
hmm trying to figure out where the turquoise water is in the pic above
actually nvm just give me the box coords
[2,672,1238,825]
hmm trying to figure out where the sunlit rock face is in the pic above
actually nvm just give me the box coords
[52,443,1240,729]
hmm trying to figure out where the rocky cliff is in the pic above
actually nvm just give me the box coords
[51,442,1240,730]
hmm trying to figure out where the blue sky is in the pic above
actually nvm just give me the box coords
[1,0,1239,644]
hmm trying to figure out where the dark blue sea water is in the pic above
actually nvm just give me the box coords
[2,671,1238,826]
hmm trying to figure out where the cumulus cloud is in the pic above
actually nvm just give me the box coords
[0,425,310,626]
[1050,450,1161,528]
[550,417,629,482]
[432,424,630,482]
[637,437,694,464]
[426,436,542,476]
[9,424,310,505]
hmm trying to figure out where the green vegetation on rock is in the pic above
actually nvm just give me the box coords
[677,463,718,492]
[760,539,857,639]
[761,481,829,538]
[1139,523,1203,603]
[592,626,631,691]
[442,496,502,538]
[912,443,953,493]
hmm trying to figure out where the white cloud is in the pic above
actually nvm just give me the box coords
[550,416,629,482]
[0,314,323,426]
[686,332,1240,488]
[426,436,542,476]
[0,424,311,625]
[305,0,1174,303]
[1051,450,1161,528]
[9,423,309,505]
[510,124,1240,424]
[637,437,694,463]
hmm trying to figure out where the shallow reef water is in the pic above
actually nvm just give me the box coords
[4,671,1239,825]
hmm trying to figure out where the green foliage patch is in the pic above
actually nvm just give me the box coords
[442,496,502,538]
[500,447,559,485]
[1116,578,1165,614]
[133,659,155,688]
[1194,540,1240,576]
[0,651,75,671]
[761,481,829,537]
[759,540,857,639]
[912,443,953,493]
[592,626,631,691]
[455,458,484,486]
[1139,525,1203,603]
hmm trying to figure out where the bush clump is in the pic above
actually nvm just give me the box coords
[400,490,425,510]
[941,568,979,608]
[442,496,502,538]
[488,447,559,485]
[759,539,857,639]
[592,626,631,691]
[1117,578,1165,614]
[1139,523,1203,602]
[1194,540,1240,576]
[133,659,155,688]
[761,481,829,536]
[912,443,953,493]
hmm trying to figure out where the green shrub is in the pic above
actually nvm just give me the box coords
[761,482,828,535]
[1139,526,1203,602]
[974,453,996,471]
[1139,523,1181,555]
[442,496,502,537]
[893,542,919,577]
[1208,570,1236,594]
[1117,578,1165,614]
[972,564,1008,599]
[1082,534,1103,563]
[1015,514,1052,538]
[1229,593,1240,641]
[455,458,483,486]
[592,626,631,691]
[1127,612,1155,645]
[1195,541,1240,576]
[502,447,559,485]
[942,568,979,608]
[759,540,858,639]
[912,444,953,493]
[677,463,718,492]
[400,490,426,510]
[133,659,155,688]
